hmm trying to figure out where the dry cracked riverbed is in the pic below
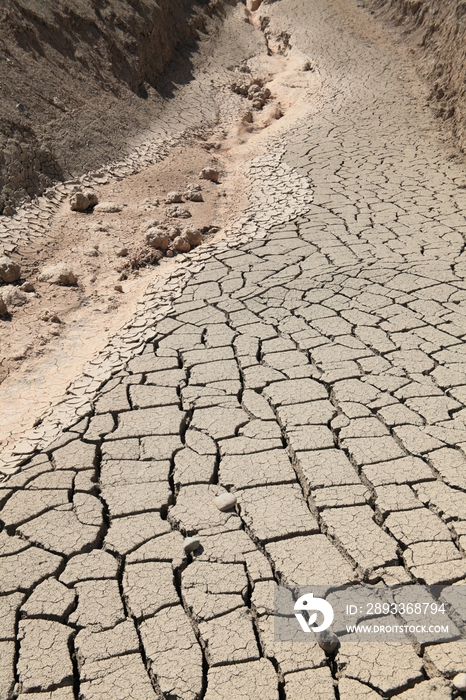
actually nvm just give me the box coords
[3,0,466,698]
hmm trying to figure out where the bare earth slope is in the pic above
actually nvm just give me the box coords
[0,0,223,213]
[361,0,466,154]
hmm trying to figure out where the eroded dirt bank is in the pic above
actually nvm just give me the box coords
[0,0,227,213]
[360,0,466,153]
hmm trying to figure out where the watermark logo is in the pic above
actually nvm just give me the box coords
[294,592,334,633]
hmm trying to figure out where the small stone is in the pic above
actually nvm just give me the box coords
[0,256,21,284]
[70,189,98,212]
[143,219,159,231]
[20,281,35,292]
[199,167,219,183]
[166,191,183,204]
[94,202,122,213]
[184,536,200,553]
[214,492,237,512]
[0,297,8,316]
[145,228,170,250]
[1,286,28,307]
[41,309,61,323]
[316,629,339,654]
[166,205,192,219]
[173,235,191,253]
[52,96,67,111]
[39,263,77,285]
[166,249,174,258]
[116,247,128,257]
[184,184,203,202]
[184,228,203,246]
[114,285,123,293]
[453,673,466,691]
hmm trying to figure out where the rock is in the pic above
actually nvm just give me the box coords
[70,189,98,212]
[146,228,170,250]
[130,247,163,269]
[167,226,182,240]
[184,184,203,202]
[166,191,183,204]
[116,247,128,257]
[94,202,123,213]
[1,286,28,307]
[184,536,200,553]
[114,285,123,293]
[184,228,203,246]
[302,60,313,71]
[316,629,339,654]
[166,205,192,219]
[173,235,191,253]
[214,492,237,512]
[84,246,99,257]
[20,281,35,292]
[0,296,7,316]
[143,219,160,231]
[199,167,219,183]
[52,96,67,111]
[453,673,466,691]
[41,309,61,323]
[271,105,283,119]
[0,256,21,284]
[39,263,77,286]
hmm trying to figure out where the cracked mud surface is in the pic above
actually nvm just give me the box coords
[2,0,466,697]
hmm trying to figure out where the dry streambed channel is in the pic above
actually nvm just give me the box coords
[2,0,466,699]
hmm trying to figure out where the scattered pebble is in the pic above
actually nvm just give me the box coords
[116,247,128,257]
[173,235,191,253]
[0,255,21,284]
[114,284,123,293]
[20,281,35,292]
[184,227,203,245]
[214,492,237,511]
[39,263,77,286]
[199,167,219,183]
[1,286,28,307]
[184,536,201,553]
[165,191,183,204]
[94,202,123,213]
[0,297,7,316]
[41,309,61,323]
[184,183,203,201]
[316,630,339,654]
[70,189,98,212]
[146,228,171,250]
[453,673,466,691]
[166,204,192,218]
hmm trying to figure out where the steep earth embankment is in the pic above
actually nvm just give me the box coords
[0,0,224,214]
[361,0,466,153]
